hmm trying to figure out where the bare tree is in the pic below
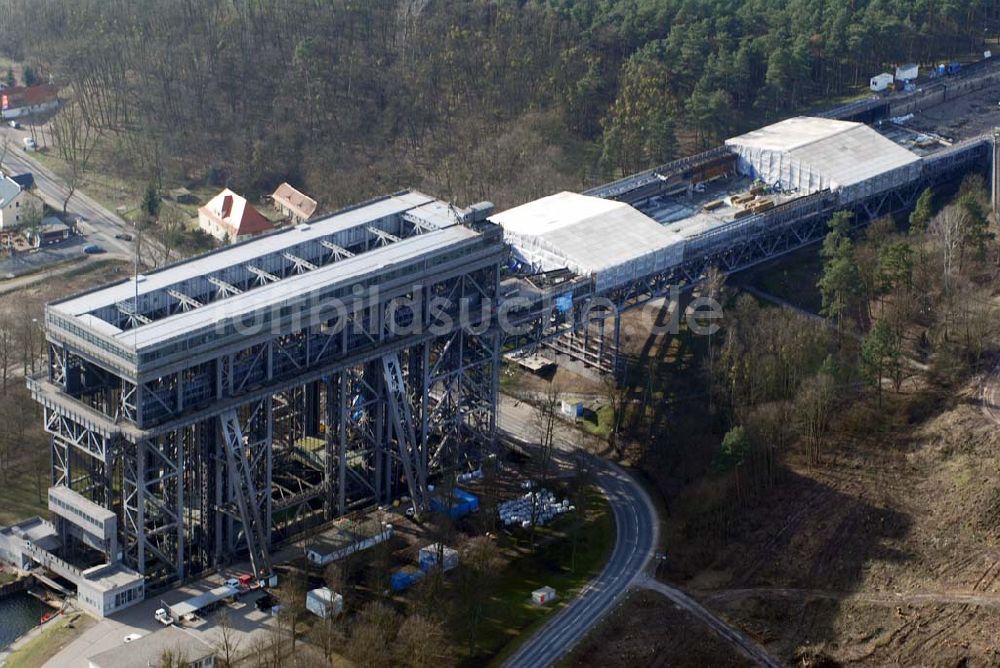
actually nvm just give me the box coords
[600,372,629,458]
[394,613,454,667]
[456,535,502,654]
[794,372,835,465]
[0,313,14,394]
[276,569,307,653]
[50,99,99,213]
[346,601,399,667]
[215,609,241,667]
[0,135,9,170]
[928,203,966,297]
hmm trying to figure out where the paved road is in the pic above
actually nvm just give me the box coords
[498,396,659,668]
[0,128,162,266]
[499,395,783,667]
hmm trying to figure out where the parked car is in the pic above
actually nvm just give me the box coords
[224,577,241,589]
[114,232,133,241]
[154,608,174,626]
[83,244,104,254]
[7,120,20,129]
[22,137,36,151]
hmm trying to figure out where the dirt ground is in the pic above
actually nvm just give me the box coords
[562,590,752,667]
[909,80,1000,140]
[569,381,1000,666]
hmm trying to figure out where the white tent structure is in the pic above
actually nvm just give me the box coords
[492,192,685,292]
[725,117,921,203]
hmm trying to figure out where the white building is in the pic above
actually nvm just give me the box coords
[197,188,273,243]
[0,175,27,229]
[306,587,344,619]
[87,626,216,668]
[896,63,919,82]
[870,72,894,92]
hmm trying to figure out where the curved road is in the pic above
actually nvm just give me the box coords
[502,454,658,668]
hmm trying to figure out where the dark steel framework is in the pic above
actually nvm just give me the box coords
[30,207,505,591]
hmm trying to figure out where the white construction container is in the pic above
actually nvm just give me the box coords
[532,586,557,605]
[306,587,343,619]
[869,73,893,92]
[895,63,918,82]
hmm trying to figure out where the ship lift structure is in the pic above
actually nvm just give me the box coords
[26,111,995,593]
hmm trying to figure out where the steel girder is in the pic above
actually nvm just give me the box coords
[219,407,272,579]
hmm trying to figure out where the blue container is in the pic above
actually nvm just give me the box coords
[454,489,480,513]
[390,569,424,591]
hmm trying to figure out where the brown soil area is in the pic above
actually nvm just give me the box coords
[569,356,1000,665]
[562,590,753,668]
[910,80,1000,140]
[650,386,1000,666]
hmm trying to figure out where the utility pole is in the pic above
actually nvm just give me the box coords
[992,128,1000,215]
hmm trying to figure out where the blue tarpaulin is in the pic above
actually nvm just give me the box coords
[554,293,573,313]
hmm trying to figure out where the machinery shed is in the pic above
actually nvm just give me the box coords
[492,192,685,292]
[725,117,921,203]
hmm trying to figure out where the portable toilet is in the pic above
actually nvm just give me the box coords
[532,586,557,605]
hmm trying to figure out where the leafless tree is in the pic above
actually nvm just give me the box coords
[394,613,454,667]
[928,203,966,297]
[50,98,99,213]
[346,601,399,667]
[276,570,306,653]
[215,609,241,667]
[456,535,502,654]
[0,313,14,394]
[794,372,836,466]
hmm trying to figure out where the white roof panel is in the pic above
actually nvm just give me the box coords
[118,225,479,350]
[725,116,921,190]
[492,192,684,277]
[53,191,435,318]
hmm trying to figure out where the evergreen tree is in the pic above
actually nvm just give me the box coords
[3,68,14,88]
[141,183,161,222]
[818,211,860,329]
[909,188,933,236]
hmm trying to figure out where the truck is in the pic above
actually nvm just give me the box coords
[154,608,174,626]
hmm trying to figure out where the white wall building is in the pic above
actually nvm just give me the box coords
[197,188,273,243]
[0,175,27,229]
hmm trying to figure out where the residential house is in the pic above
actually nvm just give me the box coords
[0,175,27,229]
[0,84,59,119]
[197,188,273,243]
[271,182,318,224]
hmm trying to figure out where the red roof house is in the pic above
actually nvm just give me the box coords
[198,188,273,243]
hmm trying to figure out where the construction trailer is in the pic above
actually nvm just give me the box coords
[28,191,504,592]
[870,73,894,92]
